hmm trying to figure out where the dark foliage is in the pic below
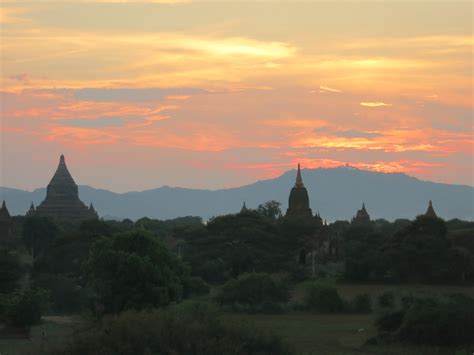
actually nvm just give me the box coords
[22,216,59,259]
[1,287,47,327]
[302,279,346,313]
[375,294,474,347]
[215,273,289,311]
[257,200,283,221]
[350,293,372,313]
[342,216,474,284]
[377,291,395,309]
[33,274,83,314]
[185,211,297,283]
[0,249,23,294]
[48,302,292,355]
[83,229,189,315]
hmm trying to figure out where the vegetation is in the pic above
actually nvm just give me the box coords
[302,279,346,313]
[216,272,290,312]
[47,302,292,355]
[375,294,474,347]
[83,230,189,315]
[1,286,47,328]
[1,204,474,354]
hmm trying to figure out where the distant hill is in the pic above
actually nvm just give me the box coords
[1,167,473,221]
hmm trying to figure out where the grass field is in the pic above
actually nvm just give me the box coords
[223,313,471,355]
[292,282,474,303]
[0,316,80,355]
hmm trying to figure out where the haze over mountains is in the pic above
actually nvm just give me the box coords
[1,167,473,221]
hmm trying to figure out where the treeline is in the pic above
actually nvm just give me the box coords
[0,202,473,352]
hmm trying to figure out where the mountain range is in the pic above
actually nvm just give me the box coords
[1,167,473,221]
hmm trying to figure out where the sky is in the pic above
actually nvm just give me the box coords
[1,1,473,192]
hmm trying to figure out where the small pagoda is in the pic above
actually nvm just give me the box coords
[31,155,98,222]
[286,164,313,218]
[352,203,371,224]
[424,200,438,218]
[0,201,15,243]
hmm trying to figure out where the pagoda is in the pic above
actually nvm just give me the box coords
[32,155,98,222]
[424,200,438,218]
[0,201,15,243]
[352,203,371,224]
[286,164,313,217]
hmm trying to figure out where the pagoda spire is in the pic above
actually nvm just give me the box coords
[425,200,438,218]
[0,200,11,219]
[295,163,304,187]
[240,201,248,213]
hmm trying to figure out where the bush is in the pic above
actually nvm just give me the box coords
[183,276,210,297]
[377,291,395,309]
[215,273,290,312]
[33,274,83,314]
[3,287,47,328]
[48,302,293,354]
[375,294,474,347]
[302,279,345,313]
[351,293,372,313]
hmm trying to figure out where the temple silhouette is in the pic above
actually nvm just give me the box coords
[0,201,14,245]
[0,157,443,229]
[352,203,371,224]
[424,200,438,218]
[27,154,98,222]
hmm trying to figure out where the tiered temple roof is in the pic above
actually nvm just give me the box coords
[286,164,313,217]
[33,155,98,222]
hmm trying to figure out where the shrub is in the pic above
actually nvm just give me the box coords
[351,293,372,313]
[183,276,210,297]
[48,302,293,354]
[33,274,83,314]
[375,310,404,333]
[3,287,47,328]
[302,279,345,313]
[375,294,474,347]
[377,291,395,309]
[215,273,290,312]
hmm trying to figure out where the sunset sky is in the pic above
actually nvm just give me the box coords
[1,1,472,192]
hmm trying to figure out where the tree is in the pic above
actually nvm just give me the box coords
[22,216,58,259]
[257,201,283,221]
[185,211,288,283]
[34,219,113,275]
[83,229,188,315]
[215,273,289,309]
[0,249,24,294]
[3,286,47,328]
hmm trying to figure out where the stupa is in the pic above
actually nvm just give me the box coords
[32,155,98,222]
